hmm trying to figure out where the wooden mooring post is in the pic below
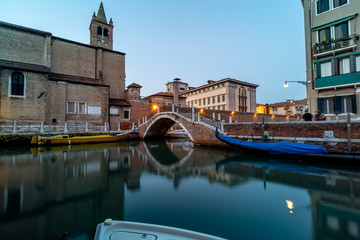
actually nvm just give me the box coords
[347,112,351,152]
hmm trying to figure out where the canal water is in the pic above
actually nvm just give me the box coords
[0,139,359,240]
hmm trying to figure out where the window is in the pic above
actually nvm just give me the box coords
[318,27,331,42]
[123,110,130,119]
[199,100,201,106]
[334,22,348,39]
[217,96,221,103]
[239,87,247,112]
[340,96,352,113]
[222,95,225,102]
[203,99,206,105]
[339,58,350,74]
[208,98,210,104]
[67,101,76,114]
[356,56,360,72]
[97,26,102,35]
[317,0,330,14]
[103,28,108,37]
[333,0,347,8]
[320,62,332,77]
[212,97,215,104]
[78,102,87,114]
[322,98,335,114]
[10,72,25,96]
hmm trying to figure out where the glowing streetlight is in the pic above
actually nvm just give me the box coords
[199,108,204,114]
[152,104,158,111]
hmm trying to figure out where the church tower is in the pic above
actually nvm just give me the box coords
[89,2,114,50]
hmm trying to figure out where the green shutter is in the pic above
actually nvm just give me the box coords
[316,63,321,78]
[352,95,357,113]
[335,96,341,114]
[317,98,323,113]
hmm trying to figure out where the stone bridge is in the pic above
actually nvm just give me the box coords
[138,112,227,146]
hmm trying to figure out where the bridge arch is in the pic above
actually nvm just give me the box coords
[143,114,194,141]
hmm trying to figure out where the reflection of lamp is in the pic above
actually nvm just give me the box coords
[286,200,294,213]
[284,81,306,87]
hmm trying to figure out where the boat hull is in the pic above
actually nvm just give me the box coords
[32,133,128,146]
[94,219,225,240]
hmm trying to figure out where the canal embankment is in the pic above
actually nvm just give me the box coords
[224,119,360,152]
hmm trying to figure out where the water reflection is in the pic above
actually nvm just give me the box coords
[0,140,359,239]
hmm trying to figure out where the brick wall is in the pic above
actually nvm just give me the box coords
[0,70,48,120]
[0,27,50,67]
[102,50,125,99]
[51,39,96,78]
[225,121,360,151]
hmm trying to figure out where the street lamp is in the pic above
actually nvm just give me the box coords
[284,81,306,87]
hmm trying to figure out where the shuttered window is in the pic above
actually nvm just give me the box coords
[320,62,332,77]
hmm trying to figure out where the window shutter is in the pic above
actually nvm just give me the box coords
[332,59,338,76]
[317,98,322,113]
[352,95,357,114]
[335,96,341,114]
[350,55,356,73]
[316,63,321,78]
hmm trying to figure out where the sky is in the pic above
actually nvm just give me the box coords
[0,0,307,104]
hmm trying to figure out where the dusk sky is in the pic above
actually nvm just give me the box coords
[0,0,307,104]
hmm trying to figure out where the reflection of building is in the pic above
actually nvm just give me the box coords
[180,78,258,112]
[301,0,360,119]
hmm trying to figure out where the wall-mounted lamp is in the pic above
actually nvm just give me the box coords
[284,81,306,87]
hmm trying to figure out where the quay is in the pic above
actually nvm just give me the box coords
[1,106,359,153]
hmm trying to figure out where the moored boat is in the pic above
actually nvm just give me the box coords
[94,219,226,240]
[31,132,128,146]
[215,128,360,164]
[166,129,189,138]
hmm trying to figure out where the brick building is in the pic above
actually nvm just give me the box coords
[0,3,141,130]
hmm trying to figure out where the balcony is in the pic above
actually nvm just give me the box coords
[315,71,360,89]
[313,35,358,58]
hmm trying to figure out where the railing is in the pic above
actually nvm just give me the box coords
[315,71,360,88]
[313,35,357,56]
[0,120,117,134]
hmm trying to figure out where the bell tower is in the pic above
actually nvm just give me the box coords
[89,2,114,50]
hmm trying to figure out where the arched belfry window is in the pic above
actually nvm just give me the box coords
[10,72,25,96]
[97,26,102,35]
[239,87,247,112]
[103,28,108,37]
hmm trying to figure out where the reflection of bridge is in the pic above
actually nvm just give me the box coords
[138,111,226,146]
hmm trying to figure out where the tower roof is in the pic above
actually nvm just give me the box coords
[96,2,107,24]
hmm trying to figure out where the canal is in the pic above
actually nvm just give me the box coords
[0,139,360,240]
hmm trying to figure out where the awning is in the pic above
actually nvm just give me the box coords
[312,13,357,31]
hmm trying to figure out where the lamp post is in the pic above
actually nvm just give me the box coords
[284,81,306,87]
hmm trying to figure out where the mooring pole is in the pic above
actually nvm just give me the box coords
[347,112,351,152]
[262,116,265,142]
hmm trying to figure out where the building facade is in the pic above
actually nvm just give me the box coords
[180,78,258,112]
[0,3,138,129]
[301,0,360,120]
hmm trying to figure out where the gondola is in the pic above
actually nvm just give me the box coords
[215,128,360,166]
